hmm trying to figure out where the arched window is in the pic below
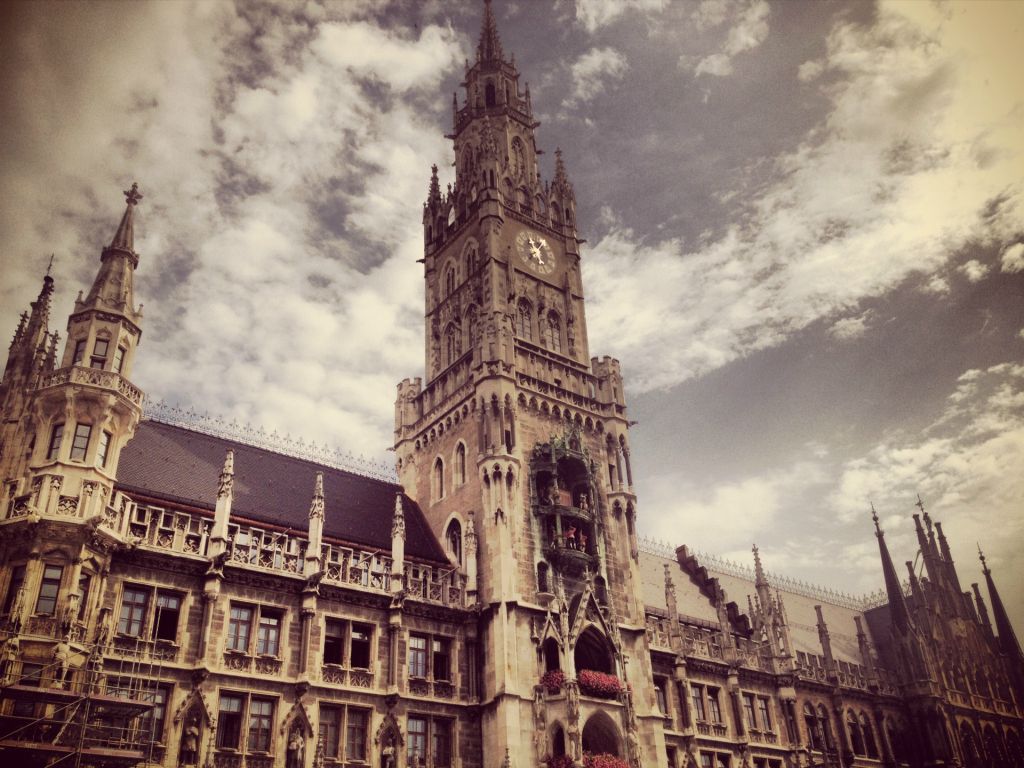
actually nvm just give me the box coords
[574,627,613,675]
[860,713,877,759]
[511,137,525,178]
[444,324,460,368]
[517,300,533,341]
[581,712,620,758]
[446,519,462,565]
[516,187,529,211]
[848,711,865,756]
[445,266,456,297]
[546,311,561,353]
[433,457,444,501]
[804,704,821,752]
[454,443,466,486]
[485,81,496,107]
[537,562,551,595]
[817,705,834,749]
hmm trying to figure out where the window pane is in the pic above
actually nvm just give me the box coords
[117,586,149,636]
[114,346,126,373]
[98,431,112,468]
[228,606,253,652]
[257,613,280,656]
[72,340,86,365]
[346,708,368,760]
[324,619,344,665]
[351,624,371,669]
[432,638,450,681]
[153,592,181,641]
[433,719,452,767]
[217,695,243,749]
[47,423,64,461]
[3,565,26,614]
[35,564,64,616]
[407,716,427,762]
[409,635,427,678]
[248,698,273,752]
[70,423,92,461]
[320,706,341,759]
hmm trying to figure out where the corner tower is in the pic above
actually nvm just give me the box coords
[395,4,659,765]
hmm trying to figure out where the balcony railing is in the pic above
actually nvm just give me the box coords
[38,365,144,407]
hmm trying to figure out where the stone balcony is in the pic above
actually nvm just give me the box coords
[37,365,144,408]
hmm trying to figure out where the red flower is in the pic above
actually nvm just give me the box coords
[577,669,624,699]
[545,756,575,768]
[583,753,630,768]
[540,669,566,693]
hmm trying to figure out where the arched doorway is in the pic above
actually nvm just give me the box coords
[581,711,620,757]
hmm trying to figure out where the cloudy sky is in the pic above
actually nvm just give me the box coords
[2,0,1022,628]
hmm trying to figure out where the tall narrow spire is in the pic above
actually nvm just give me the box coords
[109,182,143,253]
[80,183,144,321]
[477,0,504,64]
[980,547,1023,660]
[873,505,912,634]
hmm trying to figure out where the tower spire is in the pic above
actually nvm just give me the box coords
[873,505,912,634]
[979,546,1023,660]
[79,182,144,323]
[477,0,504,64]
[109,182,143,253]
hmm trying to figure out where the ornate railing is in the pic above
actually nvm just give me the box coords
[38,365,144,407]
[323,546,391,593]
[404,564,464,607]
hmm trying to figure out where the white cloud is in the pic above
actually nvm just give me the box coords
[958,259,989,283]
[1001,242,1024,273]
[589,1,1024,392]
[562,47,629,111]
[691,0,770,78]
[574,0,669,33]
[829,310,872,340]
[798,59,824,82]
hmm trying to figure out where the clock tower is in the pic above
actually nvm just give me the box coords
[395,2,661,765]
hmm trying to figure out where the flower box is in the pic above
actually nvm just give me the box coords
[583,754,630,768]
[540,669,565,693]
[578,669,624,699]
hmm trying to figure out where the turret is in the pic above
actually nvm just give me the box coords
[873,505,913,634]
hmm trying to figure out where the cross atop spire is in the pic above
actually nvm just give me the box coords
[45,254,54,278]
[109,182,143,253]
[477,0,504,64]
[978,543,989,574]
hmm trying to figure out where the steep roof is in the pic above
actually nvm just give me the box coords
[639,546,877,665]
[117,419,447,562]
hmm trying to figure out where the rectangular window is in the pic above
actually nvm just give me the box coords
[97,431,112,468]
[432,638,450,681]
[2,565,25,614]
[90,338,109,369]
[409,634,427,678]
[35,564,63,616]
[656,679,669,715]
[707,687,723,723]
[743,693,757,729]
[113,345,126,373]
[47,423,64,461]
[407,716,427,763]
[217,694,243,749]
[118,586,149,636]
[12,663,42,717]
[351,623,372,669]
[701,755,714,768]
[432,719,452,768]
[153,591,181,642]
[346,708,368,761]
[257,612,281,656]
[717,755,731,768]
[320,705,341,759]
[757,698,772,730]
[139,685,168,743]
[248,698,274,752]
[70,423,92,462]
[691,685,706,721]
[324,619,344,665]
[72,340,86,365]
[228,605,253,652]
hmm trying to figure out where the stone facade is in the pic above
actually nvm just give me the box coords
[1,4,1022,768]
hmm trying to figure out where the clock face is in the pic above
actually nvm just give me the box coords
[515,230,556,275]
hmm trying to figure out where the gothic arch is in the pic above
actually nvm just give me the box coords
[452,440,467,487]
[574,626,614,675]
[959,721,982,767]
[444,516,463,566]
[517,299,533,341]
[546,310,562,353]
[581,711,621,757]
[432,456,445,501]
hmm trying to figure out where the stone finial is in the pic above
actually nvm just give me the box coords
[308,472,324,520]
[217,450,234,499]
[392,493,406,540]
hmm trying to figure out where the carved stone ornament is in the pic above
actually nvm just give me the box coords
[391,494,406,540]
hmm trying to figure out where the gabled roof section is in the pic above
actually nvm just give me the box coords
[116,419,446,562]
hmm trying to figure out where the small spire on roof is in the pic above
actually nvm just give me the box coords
[308,472,324,520]
[477,0,504,64]
[217,449,234,499]
[392,493,406,540]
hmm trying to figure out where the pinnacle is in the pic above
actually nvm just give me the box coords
[109,182,143,252]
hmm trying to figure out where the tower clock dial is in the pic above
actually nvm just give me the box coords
[515,229,556,275]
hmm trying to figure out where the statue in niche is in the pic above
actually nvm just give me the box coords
[381,734,397,768]
[180,716,201,765]
[286,729,305,768]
